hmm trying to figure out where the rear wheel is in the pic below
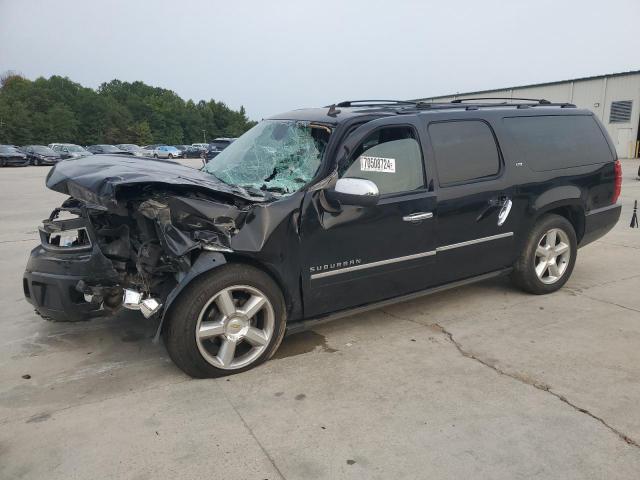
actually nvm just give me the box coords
[0,158,5,167]
[153,154,158,159]
[511,214,577,294]
[164,264,287,378]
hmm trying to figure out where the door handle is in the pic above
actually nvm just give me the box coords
[497,198,513,226]
[403,212,433,222]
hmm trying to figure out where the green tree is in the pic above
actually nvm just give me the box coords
[0,72,256,146]
[131,121,153,145]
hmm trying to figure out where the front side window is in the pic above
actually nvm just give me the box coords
[204,120,331,195]
[339,126,424,195]
[429,120,500,186]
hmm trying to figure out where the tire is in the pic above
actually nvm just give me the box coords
[0,159,5,167]
[34,158,40,166]
[168,154,173,159]
[153,154,158,159]
[164,263,287,378]
[511,214,577,294]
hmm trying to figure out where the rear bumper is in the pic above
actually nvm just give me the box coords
[580,203,621,247]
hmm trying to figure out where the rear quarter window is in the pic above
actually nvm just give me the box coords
[503,115,613,172]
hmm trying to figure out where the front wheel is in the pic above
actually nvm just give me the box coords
[168,154,174,159]
[511,214,577,294]
[164,264,287,378]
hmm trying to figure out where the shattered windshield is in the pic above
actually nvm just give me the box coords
[203,120,331,195]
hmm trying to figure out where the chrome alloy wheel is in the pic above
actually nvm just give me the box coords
[195,285,275,370]
[534,228,571,284]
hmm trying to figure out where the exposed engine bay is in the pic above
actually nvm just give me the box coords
[33,187,254,323]
[23,153,306,329]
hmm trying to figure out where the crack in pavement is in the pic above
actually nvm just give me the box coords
[0,375,192,427]
[380,308,640,449]
[219,383,287,480]
[571,291,640,314]
[432,322,640,449]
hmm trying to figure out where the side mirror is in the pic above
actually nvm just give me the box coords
[326,178,379,207]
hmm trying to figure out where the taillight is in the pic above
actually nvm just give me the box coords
[612,160,622,204]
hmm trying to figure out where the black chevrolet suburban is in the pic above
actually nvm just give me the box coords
[23,99,622,377]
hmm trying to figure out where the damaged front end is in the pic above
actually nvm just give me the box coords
[23,159,260,324]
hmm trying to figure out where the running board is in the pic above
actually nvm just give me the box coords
[285,268,512,336]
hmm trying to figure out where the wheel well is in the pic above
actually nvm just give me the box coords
[223,254,296,316]
[542,205,585,243]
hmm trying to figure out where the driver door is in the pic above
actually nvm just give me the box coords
[300,117,439,317]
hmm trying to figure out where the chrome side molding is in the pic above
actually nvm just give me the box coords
[310,232,514,280]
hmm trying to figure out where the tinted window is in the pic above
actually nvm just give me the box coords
[32,146,56,155]
[340,126,424,195]
[503,115,613,171]
[429,120,500,186]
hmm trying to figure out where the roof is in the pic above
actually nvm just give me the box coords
[268,106,398,124]
[268,100,583,125]
[419,69,640,101]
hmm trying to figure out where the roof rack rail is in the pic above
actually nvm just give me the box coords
[450,97,551,104]
[406,101,576,113]
[334,100,415,108]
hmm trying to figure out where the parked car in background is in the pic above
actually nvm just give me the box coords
[48,143,93,159]
[0,145,29,167]
[203,137,236,161]
[210,138,236,151]
[143,144,182,159]
[175,145,202,158]
[116,144,146,157]
[86,145,133,155]
[23,145,62,165]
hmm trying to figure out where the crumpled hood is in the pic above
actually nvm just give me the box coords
[46,155,266,207]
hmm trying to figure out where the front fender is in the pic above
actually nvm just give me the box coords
[153,251,227,342]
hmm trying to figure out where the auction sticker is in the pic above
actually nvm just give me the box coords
[360,156,396,173]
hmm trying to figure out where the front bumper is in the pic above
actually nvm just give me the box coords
[3,156,29,166]
[23,216,120,322]
[37,157,60,165]
[580,203,621,247]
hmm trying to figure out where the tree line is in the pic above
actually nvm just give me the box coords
[0,72,257,146]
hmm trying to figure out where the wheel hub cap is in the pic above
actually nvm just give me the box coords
[225,315,249,340]
[534,228,571,285]
[194,285,275,370]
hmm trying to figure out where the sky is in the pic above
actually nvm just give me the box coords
[1,0,639,120]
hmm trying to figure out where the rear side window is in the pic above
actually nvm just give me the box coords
[428,120,501,186]
[503,115,613,171]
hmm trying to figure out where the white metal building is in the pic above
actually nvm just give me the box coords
[418,70,640,158]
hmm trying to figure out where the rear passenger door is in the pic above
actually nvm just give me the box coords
[425,119,516,283]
